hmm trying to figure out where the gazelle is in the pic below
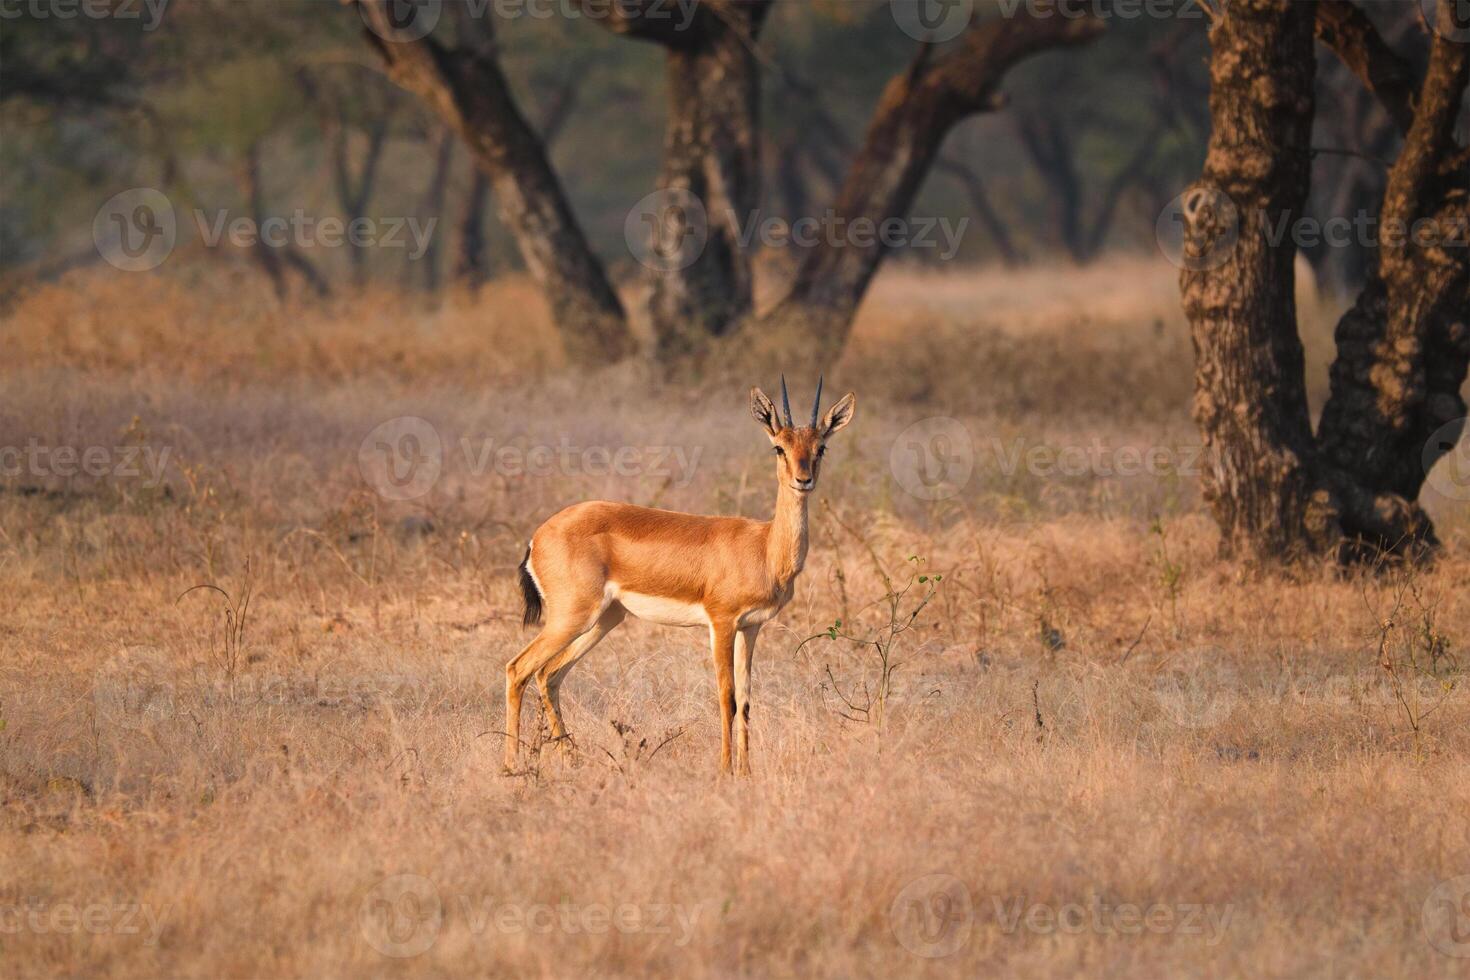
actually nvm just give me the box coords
[507,378,856,775]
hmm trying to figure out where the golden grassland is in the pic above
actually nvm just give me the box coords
[2,257,1469,977]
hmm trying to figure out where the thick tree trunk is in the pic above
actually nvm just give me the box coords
[1179,0,1332,561]
[648,21,763,356]
[453,71,582,292]
[1315,8,1470,525]
[355,2,633,365]
[581,0,770,358]
[1181,0,1470,562]
[760,12,1104,362]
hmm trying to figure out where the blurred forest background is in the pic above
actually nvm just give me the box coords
[2,0,1423,299]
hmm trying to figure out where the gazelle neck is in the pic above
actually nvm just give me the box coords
[767,483,810,584]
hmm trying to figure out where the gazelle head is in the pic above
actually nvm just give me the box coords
[751,376,856,495]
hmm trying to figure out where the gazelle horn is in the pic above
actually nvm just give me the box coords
[780,374,793,429]
[810,374,823,427]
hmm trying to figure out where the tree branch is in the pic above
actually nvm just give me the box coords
[1313,0,1418,136]
[762,9,1104,357]
[349,0,632,363]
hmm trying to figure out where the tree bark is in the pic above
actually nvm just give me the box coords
[579,0,772,358]
[1315,4,1470,529]
[1179,0,1331,562]
[1181,0,1470,562]
[1312,0,1417,136]
[354,1,633,365]
[760,12,1104,361]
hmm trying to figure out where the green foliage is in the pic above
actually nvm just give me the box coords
[798,515,945,735]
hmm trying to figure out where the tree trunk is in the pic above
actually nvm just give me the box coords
[580,0,771,358]
[240,140,330,300]
[296,67,389,286]
[1315,4,1470,527]
[647,21,763,356]
[241,140,289,301]
[456,170,491,289]
[452,70,583,292]
[1179,0,1332,562]
[329,118,388,287]
[1016,111,1086,261]
[760,12,1104,362]
[1180,0,1470,562]
[410,127,454,292]
[355,2,633,365]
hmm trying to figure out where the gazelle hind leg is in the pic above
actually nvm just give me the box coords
[504,621,588,771]
[534,605,625,752]
[733,626,759,776]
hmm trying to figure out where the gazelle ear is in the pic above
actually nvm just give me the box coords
[821,392,856,437]
[751,387,781,436]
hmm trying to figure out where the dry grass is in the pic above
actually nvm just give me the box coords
[2,257,1469,978]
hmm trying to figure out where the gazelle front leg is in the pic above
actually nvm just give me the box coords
[709,622,738,774]
[734,626,760,776]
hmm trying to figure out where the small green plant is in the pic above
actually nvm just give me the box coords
[1363,566,1459,760]
[1150,517,1185,638]
[800,509,943,735]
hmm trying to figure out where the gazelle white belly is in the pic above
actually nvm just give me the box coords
[608,583,710,628]
[737,605,781,628]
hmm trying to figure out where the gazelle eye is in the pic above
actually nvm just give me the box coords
[817,445,827,458]
[773,447,785,457]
